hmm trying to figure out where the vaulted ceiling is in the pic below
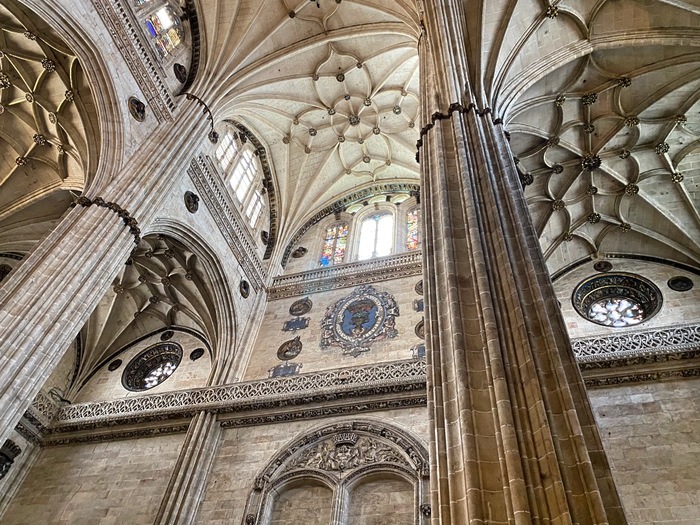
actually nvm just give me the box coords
[0,0,99,253]
[191,0,699,275]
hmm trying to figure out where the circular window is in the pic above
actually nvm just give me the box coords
[122,342,183,391]
[572,273,662,328]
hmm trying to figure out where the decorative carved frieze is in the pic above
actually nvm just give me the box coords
[22,324,700,445]
[571,323,700,362]
[188,156,265,290]
[269,251,422,299]
[51,359,427,425]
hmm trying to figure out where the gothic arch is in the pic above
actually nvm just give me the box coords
[243,419,430,525]
[147,218,238,374]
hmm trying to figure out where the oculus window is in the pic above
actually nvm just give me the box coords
[572,273,662,328]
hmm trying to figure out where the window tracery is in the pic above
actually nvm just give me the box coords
[214,129,267,229]
[358,212,394,260]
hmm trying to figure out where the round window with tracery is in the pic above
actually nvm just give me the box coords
[122,342,183,391]
[572,273,662,328]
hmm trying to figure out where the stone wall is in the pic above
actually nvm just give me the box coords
[244,273,425,380]
[0,433,184,525]
[590,378,700,525]
[195,408,428,524]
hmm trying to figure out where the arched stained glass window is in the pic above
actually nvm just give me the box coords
[230,149,257,202]
[320,223,349,266]
[406,207,420,250]
[358,213,394,260]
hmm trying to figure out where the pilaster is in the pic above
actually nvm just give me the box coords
[155,411,220,525]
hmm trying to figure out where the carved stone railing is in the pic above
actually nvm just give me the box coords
[571,323,700,362]
[269,251,422,299]
[52,359,427,428]
[188,156,265,290]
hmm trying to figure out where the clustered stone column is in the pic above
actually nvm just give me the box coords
[418,2,626,524]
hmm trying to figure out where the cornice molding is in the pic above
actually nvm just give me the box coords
[571,323,700,362]
[188,155,265,290]
[269,251,423,300]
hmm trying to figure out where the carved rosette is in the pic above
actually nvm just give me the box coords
[320,284,399,357]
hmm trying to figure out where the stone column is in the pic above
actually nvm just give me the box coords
[419,3,625,524]
[155,411,220,525]
[0,106,208,446]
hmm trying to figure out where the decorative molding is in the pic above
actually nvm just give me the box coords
[77,196,142,244]
[49,359,427,426]
[269,251,422,300]
[415,102,501,162]
[571,323,700,362]
[90,0,175,122]
[21,324,700,445]
[188,156,265,290]
[281,183,420,267]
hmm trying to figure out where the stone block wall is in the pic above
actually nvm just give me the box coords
[244,274,425,380]
[0,433,184,525]
[590,378,700,525]
[195,408,428,524]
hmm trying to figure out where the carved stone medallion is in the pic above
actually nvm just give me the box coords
[668,276,694,292]
[414,279,423,295]
[240,280,250,298]
[321,285,399,357]
[127,96,146,122]
[415,319,425,339]
[289,297,312,316]
[184,191,200,213]
[173,63,187,83]
[292,246,308,258]
[277,335,303,361]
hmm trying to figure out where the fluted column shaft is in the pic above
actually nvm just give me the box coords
[419,3,626,524]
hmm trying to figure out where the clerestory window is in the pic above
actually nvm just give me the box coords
[320,223,349,266]
[357,213,394,260]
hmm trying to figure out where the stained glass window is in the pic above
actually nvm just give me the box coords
[406,208,420,250]
[144,6,184,58]
[358,213,394,260]
[320,223,349,266]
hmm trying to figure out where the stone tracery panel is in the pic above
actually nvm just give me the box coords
[243,420,429,525]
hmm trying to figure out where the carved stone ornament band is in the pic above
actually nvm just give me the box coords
[415,102,503,162]
[77,196,142,244]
